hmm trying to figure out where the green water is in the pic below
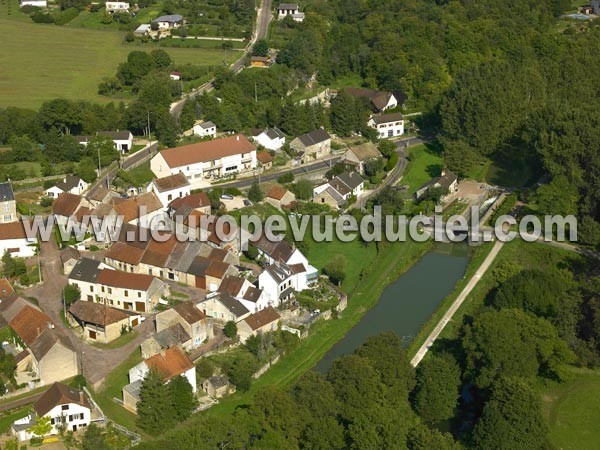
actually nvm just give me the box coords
[315,244,470,372]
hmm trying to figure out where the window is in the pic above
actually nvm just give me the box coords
[89,286,94,292]
[108,287,112,294]
[124,290,128,297]
[138,292,142,298]
[3,203,9,212]
[62,405,69,411]
[3,215,11,222]
[68,415,73,422]
[168,194,173,201]
[101,286,105,293]
[51,418,55,425]
[80,413,84,420]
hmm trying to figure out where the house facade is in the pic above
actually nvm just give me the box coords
[13,383,91,441]
[313,171,364,209]
[150,134,257,187]
[265,185,296,210]
[147,173,191,207]
[277,3,304,21]
[193,121,217,138]
[68,300,142,343]
[155,302,212,349]
[198,292,251,322]
[252,128,285,151]
[152,14,183,29]
[236,306,281,343]
[45,176,88,198]
[290,129,331,161]
[0,222,36,258]
[105,1,129,13]
[0,182,17,224]
[368,112,405,139]
[343,142,383,175]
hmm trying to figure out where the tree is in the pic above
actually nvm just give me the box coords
[29,415,52,437]
[277,172,294,184]
[223,320,237,339]
[137,369,175,435]
[85,135,119,167]
[324,254,346,286]
[252,39,269,57]
[473,377,547,450]
[247,180,264,203]
[82,424,109,450]
[291,179,313,200]
[1,251,26,279]
[63,284,81,307]
[536,175,579,216]
[412,353,461,423]
[150,49,172,69]
[168,375,198,422]
[378,140,396,158]
[461,308,574,388]
[196,359,213,380]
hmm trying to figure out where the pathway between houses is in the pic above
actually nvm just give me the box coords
[23,240,155,388]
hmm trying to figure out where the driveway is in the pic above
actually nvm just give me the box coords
[23,240,155,388]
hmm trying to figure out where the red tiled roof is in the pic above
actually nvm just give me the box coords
[153,173,189,192]
[68,300,135,326]
[173,302,205,324]
[145,347,194,380]
[10,305,52,346]
[114,192,162,223]
[243,306,280,331]
[52,193,82,217]
[158,134,255,168]
[169,192,211,210]
[140,235,178,268]
[257,151,273,164]
[266,185,289,201]
[205,260,230,279]
[105,242,146,265]
[0,222,28,240]
[96,269,156,291]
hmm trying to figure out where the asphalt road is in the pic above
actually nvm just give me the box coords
[169,0,273,118]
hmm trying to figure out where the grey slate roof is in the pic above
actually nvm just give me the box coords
[335,171,364,190]
[265,262,293,283]
[54,175,84,192]
[123,380,143,402]
[206,375,229,389]
[153,14,183,23]
[265,127,285,140]
[199,121,216,129]
[297,129,330,147]
[98,130,131,141]
[68,258,103,283]
[371,112,404,125]
[0,182,15,202]
[213,293,249,318]
[154,323,191,347]
[278,3,299,9]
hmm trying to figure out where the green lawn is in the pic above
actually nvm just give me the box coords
[542,368,600,450]
[0,407,31,433]
[92,348,143,433]
[0,1,238,109]
[401,143,443,194]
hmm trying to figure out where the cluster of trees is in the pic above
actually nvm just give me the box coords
[136,370,198,435]
[134,333,459,450]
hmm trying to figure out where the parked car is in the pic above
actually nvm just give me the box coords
[243,199,252,207]
[221,194,234,200]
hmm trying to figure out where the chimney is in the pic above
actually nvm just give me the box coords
[441,168,446,177]
[79,391,84,404]
[236,135,239,141]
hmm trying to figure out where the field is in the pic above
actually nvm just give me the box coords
[401,143,444,194]
[0,1,238,109]
[542,368,600,450]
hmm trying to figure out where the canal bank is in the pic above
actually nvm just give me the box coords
[315,243,470,372]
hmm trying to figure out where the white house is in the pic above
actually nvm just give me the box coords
[251,127,285,151]
[147,173,191,207]
[150,134,257,187]
[169,71,182,81]
[313,171,365,209]
[0,222,36,258]
[258,262,307,306]
[277,3,304,21]
[129,347,196,392]
[152,14,183,30]
[218,275,268,313]
[368,112,405,139]
[13,383,91,441]
[134,24,151,35]
[193,121,217,138]
[45,176,88,198]
[76,131,134,153]
[105,1,130,13]
[344,88,398,112]
[20,0,46,6]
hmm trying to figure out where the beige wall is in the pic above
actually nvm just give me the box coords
[0,199,17,224]
[37,343,79,385]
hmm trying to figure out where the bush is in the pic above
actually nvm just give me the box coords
[223,321,237,339]
[244,245,259,260]
[385,152,399,171]
[54,7,80,25]
[277,172,294,184]
[31,11,55,23]
[39,197,54,207]
[324,254,347,286]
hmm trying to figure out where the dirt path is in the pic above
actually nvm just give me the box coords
[23,240,154,388]
[410,240,504,367]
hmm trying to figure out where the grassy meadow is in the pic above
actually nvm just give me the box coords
[0,0,237,109]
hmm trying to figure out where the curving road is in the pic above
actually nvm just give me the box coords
[170,0,273,118]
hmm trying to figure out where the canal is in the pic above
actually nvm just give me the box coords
[314,244,470,372]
